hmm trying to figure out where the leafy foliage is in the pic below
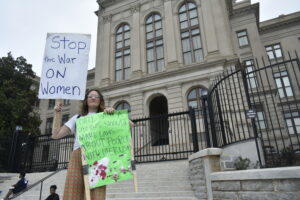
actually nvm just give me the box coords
[0,53,41,138]
[234,156,250,170]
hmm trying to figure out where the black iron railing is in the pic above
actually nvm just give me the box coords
[20,134,74,172]
[207,51,300,167]
[2,108,209,172]
[131,108,207,163]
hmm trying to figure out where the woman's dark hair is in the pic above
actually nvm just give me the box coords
[80,88,105,116]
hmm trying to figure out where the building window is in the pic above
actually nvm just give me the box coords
[87,73,95,80]
[244,60,257,89]
[62,114,69,125]
[48,99,55,110]
[179,1,203,64]
[63,99,70,106]
[45,117,53,135]
[284,111,300,135]
[274,71,293,98]
[115,101,131,116]
[146,13,164,73]
[187,87,208,110]
[254,106,267,130]
[265,43,283,60]
[115,24,131,81]
[237,30,249,47]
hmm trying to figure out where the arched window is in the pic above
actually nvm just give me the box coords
[145,13,164,73]
[115,24,131,81]
[115,101,131,116]
[178,1,203,64]
[187,87,208,110]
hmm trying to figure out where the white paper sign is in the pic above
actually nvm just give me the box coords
[38,33,91,100]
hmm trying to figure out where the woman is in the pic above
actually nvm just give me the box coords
[52,88,114,200]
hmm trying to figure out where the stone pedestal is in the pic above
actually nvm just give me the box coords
[189,148,222,200]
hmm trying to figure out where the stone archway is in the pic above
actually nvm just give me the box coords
[149,95,169,146]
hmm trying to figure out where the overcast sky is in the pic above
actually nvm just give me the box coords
[0,0,299,76]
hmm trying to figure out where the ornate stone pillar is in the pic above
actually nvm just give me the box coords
[95,14,112,87]
[163,0,178,68]
[130,4,142,79]
[202,0,219,58]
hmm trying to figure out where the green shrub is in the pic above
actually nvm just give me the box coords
[234,156,250,170]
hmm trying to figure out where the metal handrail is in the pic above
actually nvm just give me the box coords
[9,168,64,200]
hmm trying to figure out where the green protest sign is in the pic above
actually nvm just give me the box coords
[76,110,133,189]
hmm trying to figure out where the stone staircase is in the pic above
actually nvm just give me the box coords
[0,160,197,200]
[106,160,197,200]
[0,171,62,200]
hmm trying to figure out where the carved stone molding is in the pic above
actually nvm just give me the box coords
[130,4,140,14]
[103,14,112,24]
[101,78,111,87]
[260,16,300,33]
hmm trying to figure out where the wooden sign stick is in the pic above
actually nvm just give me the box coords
[81,149,92,200]
[52,99,63,136]
[130,123,138,192]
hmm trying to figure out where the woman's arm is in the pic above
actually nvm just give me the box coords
[52,125,71,139]
[52,103,71,139]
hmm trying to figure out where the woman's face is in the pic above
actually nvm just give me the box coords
[87,90,101,109]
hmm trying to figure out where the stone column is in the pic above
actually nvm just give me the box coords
[163,0,178,68]
[130,93,144,118]
[167,84,183,112]
[130,4,142,79]
[201,0,219,58]
[211,0,235,57]
[95,14,112,87]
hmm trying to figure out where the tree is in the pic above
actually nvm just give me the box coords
[0,53,41,138]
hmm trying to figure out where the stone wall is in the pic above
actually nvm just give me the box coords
[211,167,300,200]
[189,148,300,200]
[188,148,222,200]
[189,157,207,199]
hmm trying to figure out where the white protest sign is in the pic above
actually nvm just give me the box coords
[38,33,91,100]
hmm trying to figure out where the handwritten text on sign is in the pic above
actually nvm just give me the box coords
[76,110,133,189]
[38,33,91,100]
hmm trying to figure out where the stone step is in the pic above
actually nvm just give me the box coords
[108,179,190,187]
[124,177,189,182]
[135,164,188,171]
[106,198,198,200]
[107,185,192,193]
[1,160,197,200]
[13,196,198,200]
[107,191,195,199]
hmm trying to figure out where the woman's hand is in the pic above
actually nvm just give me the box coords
[104,107,115,114]
[129,120,135,128]
[54,103,63,113]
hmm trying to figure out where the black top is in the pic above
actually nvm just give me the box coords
[45,193,60,200]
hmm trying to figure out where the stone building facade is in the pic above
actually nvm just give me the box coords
[38,0,300,139]
[94,0,300,120]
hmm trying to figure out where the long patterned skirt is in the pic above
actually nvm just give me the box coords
[63,148,106,200]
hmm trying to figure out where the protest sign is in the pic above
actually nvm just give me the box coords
[38,33,91,100]
[76,110,133,189]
